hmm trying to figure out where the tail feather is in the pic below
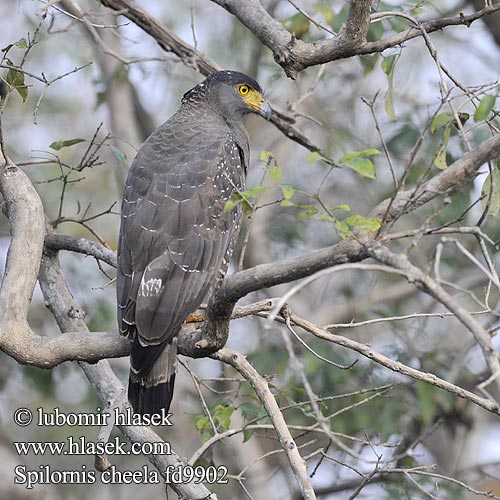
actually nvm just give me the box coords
[128,339,177,415]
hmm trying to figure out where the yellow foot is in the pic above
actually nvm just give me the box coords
[184,312,206,324]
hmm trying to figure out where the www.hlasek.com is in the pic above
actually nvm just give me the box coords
[12,407,228,489]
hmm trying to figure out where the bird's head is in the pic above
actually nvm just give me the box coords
[182,70,272,121]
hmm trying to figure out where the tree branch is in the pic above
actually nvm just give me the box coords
[44,233,117,267]
[92,0,339,161]
[209,0,372,78]
[0,155,47,363]
[0,155,44,322]
[38,237,217,500]
[365,240,500,391]
[213,347,317,500]
[97,0,220,74]
[372,133,500,223]
[210,1,500,77]
[2,133,498,367]
[286,312,500,416]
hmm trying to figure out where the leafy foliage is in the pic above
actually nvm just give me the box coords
[49,138,86,151]
[194,399,236,442]
[381,53,398,119]
[474,94,496,122]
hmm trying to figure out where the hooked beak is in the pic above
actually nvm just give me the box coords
[243,91,273,120]
[258,100,272,120]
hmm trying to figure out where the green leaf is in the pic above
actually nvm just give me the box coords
[6,63,28,102]
[266,166,282,182]
[361,148,381,156]
[433,144,447,170]
[360,54,380,75]
[330,203,350,211]
[381,54,397,75]
[442,124,451,146]
[239,402,262,420]
[280,199,295,207]
[315,213,336,223]
[343,158,376,179]
[242,429,253,443]
[298,208,318,220]
[281,185,295,200]
[223,200,236,213]
[474,94,496,122]
[338,151,362,162]
[110,145,128,170]
[389,17,407,33]
[231,192,252,217]
[430,112,454,133]
[382,55,397,119]
[339,149,379,163]
[367,22,385,43]
[15,38,28,49]
[49,138,86,151]
[384,75,396,119]
[259,150,274,162]
[344,215,381,231]
[242,185,269,199]
[334,220,351,237]
[307,151,327,164]
[95,90,108,108]
[213,402,235,430]
[194,414,214,441]
[330,2,349,32]
[194,415,210,431]
[481,162,500,216]
[2,38,28,52]
[298,205,319,220]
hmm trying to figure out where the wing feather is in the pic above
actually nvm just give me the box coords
[117,118,246,377]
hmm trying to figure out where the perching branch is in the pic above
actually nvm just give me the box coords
[2,134,499,367]
[38,230,217,500]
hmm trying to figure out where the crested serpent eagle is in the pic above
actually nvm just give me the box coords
[117,70,271,415]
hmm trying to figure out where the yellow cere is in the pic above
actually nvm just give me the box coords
[237,84,266,113]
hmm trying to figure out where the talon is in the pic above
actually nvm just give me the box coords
[184,312,206,324]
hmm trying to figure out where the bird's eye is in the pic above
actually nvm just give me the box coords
[237,84,250,96]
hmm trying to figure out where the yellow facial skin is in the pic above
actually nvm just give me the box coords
[237,84,272,119]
